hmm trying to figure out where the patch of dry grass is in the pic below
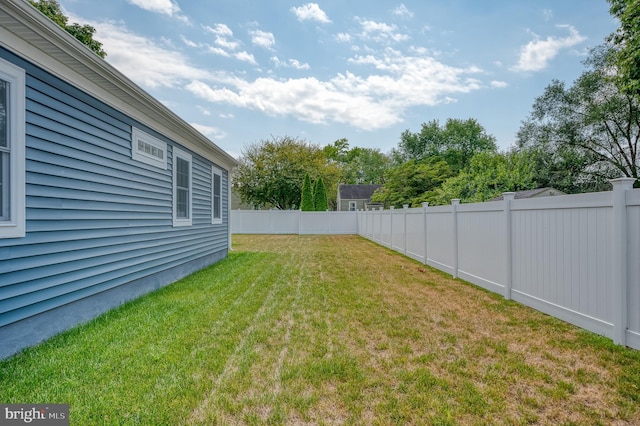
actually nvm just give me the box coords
[225,235,640,425]
[1,235,638,425]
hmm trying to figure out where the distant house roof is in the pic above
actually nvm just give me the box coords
[338,184,382,200]
[491,187,565,201]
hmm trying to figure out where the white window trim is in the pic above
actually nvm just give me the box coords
[172,147,192,227]
[349,201,357,211]
[211,166,222,224]
[0,58,25,239]
[131,127,167,169]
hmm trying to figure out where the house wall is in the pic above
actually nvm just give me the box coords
[339,199,367,211]
[0,47,230,359]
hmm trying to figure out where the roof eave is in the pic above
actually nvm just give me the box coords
[0,0,238,170]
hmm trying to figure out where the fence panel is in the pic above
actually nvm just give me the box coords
[627,191,640,348]
[231,210,359,235]
[425,206,455,275]
[406,208,426,263]
[510,194,614,337]
[299,211,358,234]
[457,204,506,294]
[391,208,406,253]
[381,211,392,247]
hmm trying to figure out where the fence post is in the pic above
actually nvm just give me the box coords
[269,209,274,234]
[379,207,384,244]
[422,202,429,265]
[611,177,635,345]
[403,205,409,256]
[390,206,395,249]
[367,209,376,240]
[502,192,516,300]
[452,199,460,278]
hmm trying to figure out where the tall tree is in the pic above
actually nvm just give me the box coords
[434,151,537,204]
[370,158,452,208]
[300,173,314,211]
[233,136,340,210]
[29,0,106,58]
[517,45,640,190]
[607,0,640,99]
[515,121,598,194]
[392,118,497,174]
[313,178,328,211]
[323,139,390,184]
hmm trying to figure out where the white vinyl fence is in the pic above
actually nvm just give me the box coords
[231,179,640,350]
[231,210,359,235]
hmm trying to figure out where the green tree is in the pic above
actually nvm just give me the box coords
[323,139,390,184]
[29,0,106,58]
[434,151,537,204]
[233,136,340,210]
[607,0,640,98]
[370,158,452,208]
[300,173,314,211]
[517,45,640,190]
[392,118,497,174]
[515,121,597,194]
[313,178,328,211]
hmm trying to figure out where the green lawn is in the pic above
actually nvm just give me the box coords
[1,235,639,425]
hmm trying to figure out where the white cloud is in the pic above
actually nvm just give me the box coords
[291,3,331,24]
[511,25,586,72]
[251,30,276,50]
[208,46,230,57]
[336,33,352,43]
[490,80,509,88]
[289,59,310,70]
[80,14,487,135]
[126,0,187,22]
[181,35,200,48]
[235,51,257,65]
[543,9,553,21]
[271,56,310,70]
[189,122,227,140]
[204,24,240,50]
[91,20,215,88]
[357,18,409,44]
[392,4,414,18]
[186,48,483,130]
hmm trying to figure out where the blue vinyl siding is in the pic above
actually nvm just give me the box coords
[0,47,230,331]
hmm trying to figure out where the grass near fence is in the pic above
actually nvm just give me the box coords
[1,235,639,424]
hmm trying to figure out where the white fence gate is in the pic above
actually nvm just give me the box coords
[231,179,640,350]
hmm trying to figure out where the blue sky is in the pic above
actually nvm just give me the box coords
[60,0,617,158]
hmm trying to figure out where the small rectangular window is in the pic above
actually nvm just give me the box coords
[172,147,192,226]
[132,127,167,169]
[349,201,357,211]
[0,58,25,239]
[212,166,222,224]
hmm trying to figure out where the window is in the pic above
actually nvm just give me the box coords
[131,127,167,169]
[172,147,192,226]
[212,166,222,224]
[349,201,357,211]
[0,58,25,239]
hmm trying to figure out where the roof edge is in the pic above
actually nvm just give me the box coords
[0,0,238,169]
